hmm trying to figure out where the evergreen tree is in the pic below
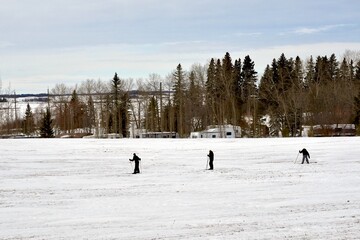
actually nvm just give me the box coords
[112,72,122,134]
[241,55,258,102]
[290,56,305,136]
[206,58,216,124]
[233,58,243,105]
[305,56,315,86]
[63,103,70,132]
[187,70,202,131]
[338,58,350,82]
[271,58,279,86]
[241,55,258,116]
[277,53,293,92]
[40,107,54,138]
[162,101,173,132]
[293,56,304,87]
[119,92,130,137]
[23,103,35,136]
[258,65,275,128]
[241,55,258,136]
[259,65,273,101]
[260,61,282,136]
[355,60,360,92]
[69,89,85,131]
[112,72,121,104]
[354,91,360,128]
[146,96,159,132]
[349,60,355,82]
[172,64,186,136]
[214,59,224,124]
[85,95,96,134]
[222,52,233,93]
[328,54,339,81]
[314,56,331,83]
[222,52,235,124]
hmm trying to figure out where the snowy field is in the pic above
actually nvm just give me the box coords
[1,137,360,240]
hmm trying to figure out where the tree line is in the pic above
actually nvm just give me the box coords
[1,50,360,138]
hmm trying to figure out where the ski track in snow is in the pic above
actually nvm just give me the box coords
[0,137,360,239]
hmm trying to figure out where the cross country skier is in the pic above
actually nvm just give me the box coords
[299,148,310,164]
[207,150,214,170]
[129,153,141,174]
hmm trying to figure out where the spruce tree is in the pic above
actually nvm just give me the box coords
[355,60,360,91]
[277,53,292,92]
[112,72,122,134]
[314,56,331,83]
[222,52,235,123]
[146,96,159,132]
[222,52,233,89]
[291,56,305,136]
[40,107,54,138]
[23,103,35,136]
[69,89,85,131]
[338,58,350,82]
[241,55,258,136]
[119,92,130,137]
[305,56,315,86]
[214,59,224,124]
[328,54,339,81]
[241,55,258,101]
[293,56,304,87]
[187,70,203,131]
[259,65,275,107]
[85,95,96,133]
[354,92,360,129]
[112,73,121,104]
[263,60,282,136]
[206,58,216,124]
[233,58,243,105]
[172,64,186,136]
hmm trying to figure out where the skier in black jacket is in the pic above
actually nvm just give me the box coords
[299,148,310,164]
[207,150,214,170]
[129,153,141,174]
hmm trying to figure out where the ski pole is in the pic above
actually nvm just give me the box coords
[206,157,209,170]
[129,160,133,171]
[294,152,300,164]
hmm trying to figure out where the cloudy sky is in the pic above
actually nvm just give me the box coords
[1,0,360,93]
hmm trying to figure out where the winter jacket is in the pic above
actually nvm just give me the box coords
[299,149,310,158]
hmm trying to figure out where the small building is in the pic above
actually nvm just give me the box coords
[312,124,356,137]
[140,132,178,138]
[129,123,179,138]
[190,125,241,138]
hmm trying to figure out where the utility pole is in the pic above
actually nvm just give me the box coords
[160,82,163,132]
[47,88,50,109]
[14,91,17,124]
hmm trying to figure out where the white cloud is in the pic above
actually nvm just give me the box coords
[0,41,15,48]
[293,24,351,35]
[234,32,262,37]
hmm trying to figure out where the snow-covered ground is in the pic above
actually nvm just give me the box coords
[1,137,359,239]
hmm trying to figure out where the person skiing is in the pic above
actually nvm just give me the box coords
[299,148,310,164]
[129,153,141,174]
[207,150,214,170]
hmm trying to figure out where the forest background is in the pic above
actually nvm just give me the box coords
[1,50,360,138]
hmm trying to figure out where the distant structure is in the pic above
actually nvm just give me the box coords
[140,132,178,138]
[311,124,356,137]
[190,125,241,138]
